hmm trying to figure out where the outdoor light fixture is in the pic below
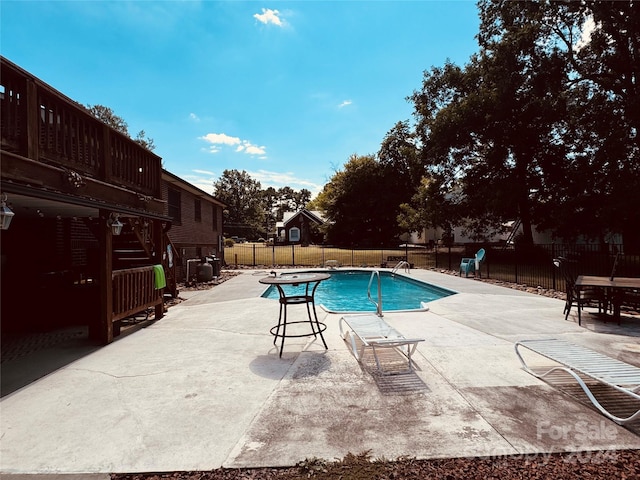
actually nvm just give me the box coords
[0,193,15,231]
[109,213,123,236]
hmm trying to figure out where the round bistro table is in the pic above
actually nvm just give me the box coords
[259,272,330,357]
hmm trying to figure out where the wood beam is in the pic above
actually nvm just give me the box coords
[96,208,114,343]
[1,151,166,216]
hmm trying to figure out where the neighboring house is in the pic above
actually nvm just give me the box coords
[162,170,226,283]
[0,57,217,345]
[408,221,624,248]
[405,225,507,247]
[276,209,326,245]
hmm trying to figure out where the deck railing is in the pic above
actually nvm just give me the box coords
[0,57,161,198]
[112,266,162,323]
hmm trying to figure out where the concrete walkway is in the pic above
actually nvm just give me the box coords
[1,269,639,477]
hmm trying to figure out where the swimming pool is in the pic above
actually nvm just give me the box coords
[260,270,456,313]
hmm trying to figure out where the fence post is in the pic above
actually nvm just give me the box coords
[252,243,256,267]
[292,244,295,266]
[272,242,275,267]
[485,251,489,279]
[551,243,556,290]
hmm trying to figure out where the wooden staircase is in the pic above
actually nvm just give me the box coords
[112,218,178,297]
[112,221,153,270]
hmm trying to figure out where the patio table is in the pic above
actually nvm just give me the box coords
[259,272,330,357]
[575,275,640,325]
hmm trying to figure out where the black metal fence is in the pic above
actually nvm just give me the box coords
[223,243,639,293]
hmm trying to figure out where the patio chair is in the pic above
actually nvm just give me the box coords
[515,339,640,425]
[339,314,424,374]
[621,289,640,322]
[459,248,485,278]
[552,257,606,320]
[324,260,340,269]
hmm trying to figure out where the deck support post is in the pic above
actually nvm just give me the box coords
[96,208,114,344]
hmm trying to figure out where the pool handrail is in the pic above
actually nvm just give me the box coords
[367,270,383,317]
[391,260,411,276]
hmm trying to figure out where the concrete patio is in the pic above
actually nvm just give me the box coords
[1,269,639,478]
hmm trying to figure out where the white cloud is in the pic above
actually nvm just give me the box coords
[338,100,353,109]
[182,172,216,195]
[200,133,241,146]
[254,8,283,26]
[245,145,266,156]
[243,142,267,156]
[200,133,266,157]
[249,169,322,195]
[189,113,200,122]
[193,169,215,176]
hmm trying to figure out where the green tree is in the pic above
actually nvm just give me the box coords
[261,186,278,238]
[397,175,459,243]
[316,154,404,247]
[86,105,129,134]
[86,104,156,152]
[411,1,570,244]
[409,0,640,251]
[378,121,424,240]
[134,130,156,152]
[540,1,640,251]
[378,120,423,192]
[213,170,264,239]
[275,186,297,220]
[294,188,312,210]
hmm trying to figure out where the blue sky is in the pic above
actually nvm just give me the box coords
[1,1,480,197]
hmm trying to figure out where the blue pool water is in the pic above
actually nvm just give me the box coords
[261,270,456,313]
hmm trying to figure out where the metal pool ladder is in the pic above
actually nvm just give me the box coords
[368,270,383,317]
[391,260,410,276]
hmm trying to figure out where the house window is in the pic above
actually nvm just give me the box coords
[194,199,201,222]
[168,188,181,224]
[289,227,300,242]
[212,206,218,231]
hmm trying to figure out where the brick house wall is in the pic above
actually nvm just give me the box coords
[162,170,226,282]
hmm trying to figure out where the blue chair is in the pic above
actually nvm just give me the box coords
[460,248,486,278]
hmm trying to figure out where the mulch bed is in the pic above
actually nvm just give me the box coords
[111,449,640,479]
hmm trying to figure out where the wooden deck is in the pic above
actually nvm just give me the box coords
[1,56,171,344]
[1,57,162,201]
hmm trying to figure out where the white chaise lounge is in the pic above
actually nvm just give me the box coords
[515,338,640,425]
[339,314,425,375]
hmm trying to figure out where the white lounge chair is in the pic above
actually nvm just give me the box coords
[339,314,424,374]
[515,338,640,425]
